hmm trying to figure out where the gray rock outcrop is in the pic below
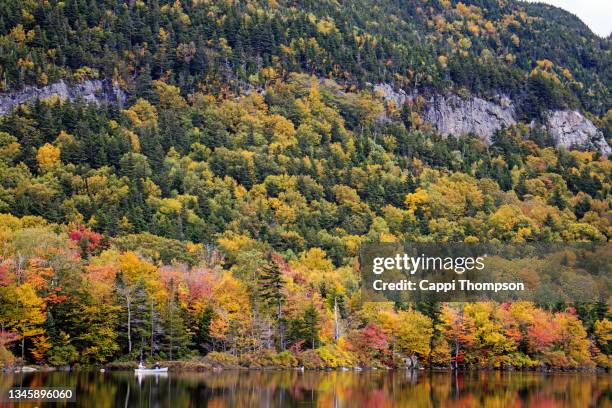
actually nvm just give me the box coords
[423,94,516,144]
[542,110,610,155]
[373,83,411,107]
[0,79,126,116]
[374,82,609,154]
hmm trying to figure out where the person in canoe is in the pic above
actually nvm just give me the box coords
[153,362,161,369]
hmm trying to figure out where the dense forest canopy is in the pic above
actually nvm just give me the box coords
[0,0,610,117]
[0,0,610,370]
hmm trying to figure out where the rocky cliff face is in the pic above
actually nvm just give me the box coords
[373,83,410,108]
[542,110,611,155]
[374,83,609,154]
[423,94,516,144]
[0,79,126,116]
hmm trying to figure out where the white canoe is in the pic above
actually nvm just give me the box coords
[134,367,168,374]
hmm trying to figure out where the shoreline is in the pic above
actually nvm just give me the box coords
[4,362,609,374]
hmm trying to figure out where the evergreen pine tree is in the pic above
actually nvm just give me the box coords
[548,188,567,210]
[195,305,214,355]
[162,291,191,360]
[257,255,286,349]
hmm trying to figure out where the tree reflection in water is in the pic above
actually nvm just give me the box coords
[0,370,609,407]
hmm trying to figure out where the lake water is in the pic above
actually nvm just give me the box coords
[0,370,610,407]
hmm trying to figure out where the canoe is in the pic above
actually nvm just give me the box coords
[134,367,168,374]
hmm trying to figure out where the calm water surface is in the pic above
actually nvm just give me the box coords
[0,370,610,407]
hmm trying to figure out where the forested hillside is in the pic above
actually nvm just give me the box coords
[0,0,610,370]
[0,0,610,117]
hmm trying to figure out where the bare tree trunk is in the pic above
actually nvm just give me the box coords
[454,342,459,370]
[124,383,130,408]
[14,253,25,285]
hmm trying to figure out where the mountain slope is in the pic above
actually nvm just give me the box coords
[0,0,610,370]
[0,0,610,118]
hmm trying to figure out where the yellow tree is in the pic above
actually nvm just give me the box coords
[405,188,429,215]
[210,273,251,354]
[8,284,46,362]
[110,251,164,354]
[463,302,516,367]
[594,319,612,367]
[395,310,433,366]
[36,143,61,172]
[375,308,433,367]
[123,99,158,130]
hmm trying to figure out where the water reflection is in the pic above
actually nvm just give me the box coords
[0,370,610,407]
